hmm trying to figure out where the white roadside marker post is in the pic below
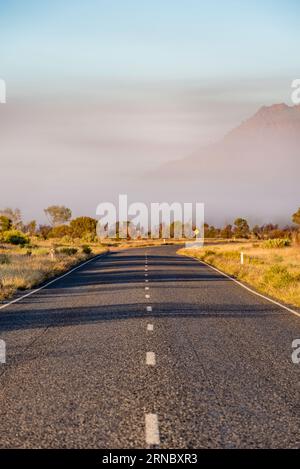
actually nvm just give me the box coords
[240,251,244,265]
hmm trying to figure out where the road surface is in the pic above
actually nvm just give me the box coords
[0,245,299,448]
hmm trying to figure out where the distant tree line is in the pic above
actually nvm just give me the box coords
[0,206,98,244]
[0,205,300,245]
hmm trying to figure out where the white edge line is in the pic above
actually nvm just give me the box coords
[193,257,300,318]
[0,253,107,311]
[145,413,160,446]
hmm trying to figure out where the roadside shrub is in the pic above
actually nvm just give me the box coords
[58,247,78,256]
[82,245,92,255]
[2,230,29,246]
[263,238,291,248]
[262,265,294,289]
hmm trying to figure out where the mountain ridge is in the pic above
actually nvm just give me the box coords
[152,102,299,223]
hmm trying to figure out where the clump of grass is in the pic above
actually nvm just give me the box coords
[57,247,78,256]
[262,265,295,289]
[81,245,92,255]
[263,238,291,248]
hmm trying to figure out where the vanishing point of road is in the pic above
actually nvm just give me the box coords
[0,245,299,448]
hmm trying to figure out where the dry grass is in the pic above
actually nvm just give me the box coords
[0,242,107,301]
[178,241,300,307]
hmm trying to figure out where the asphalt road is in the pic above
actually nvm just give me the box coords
[0,245,299,448]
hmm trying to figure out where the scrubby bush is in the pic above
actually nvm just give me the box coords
[70,217,97,239]
[1,230,29,246]
[262,265,295,289]
[48,225,71,239]
[263,238,291,248]
[81,232,97,243]
[82,245,92,255]
[58,247,78,256]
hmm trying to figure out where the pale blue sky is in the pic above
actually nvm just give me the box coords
[0,0,299,90]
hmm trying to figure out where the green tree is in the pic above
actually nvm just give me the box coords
[0,208,22,228]
[44,205,72,226]
[234,218,250,238]
[0,215,12,232]
[204,224,219,238]
[37,225,52,239]
[252,224,262,239]
[24,220,37,236]
[220,224,233,239]
[70,216,97,239]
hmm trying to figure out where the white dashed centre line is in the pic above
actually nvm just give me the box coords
[145,287,149,290]
[145,294,150,299]
[146,306,152,312]
[145,279,149,283]
[145,273,148,277]
[145,413,160,446]
[146,352,156,366]
[147,324,154,331]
